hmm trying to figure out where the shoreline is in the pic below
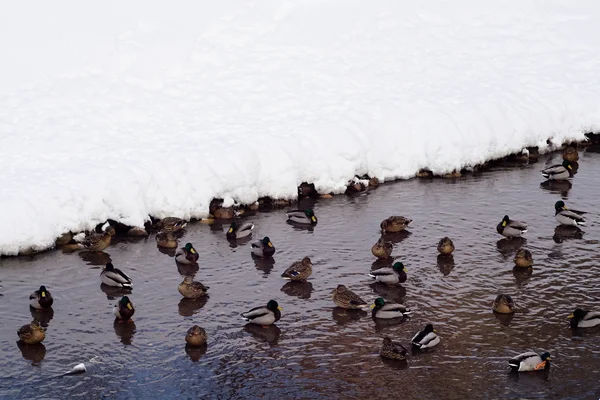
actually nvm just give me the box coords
[5,133,598,258]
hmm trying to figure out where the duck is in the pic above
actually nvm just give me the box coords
[281,257,313,281]
[437,237,455,256]
[554,201,586,226]
[371,237,393,259]
[514,249,533,268]
[541,160,574,181]
[100,262,133,288]
[508,352,551,372]
[368,262,407,285]
[175,243,199,264]
[185,325,207,347]
[156,217,187,233]
[496,215,527,238]
[492,294,515,314]
[178,276,209,299]
[380,216,412,233]
[412,324,440,349]
[82,227,115,252]
[29,285,54,310]
[370,297,411,319]
[241,300,282,326]
[251,237,275,258]
[17,322,46,345]
[331,285,368,309]
[563,146,579,163]
[156,232,178,249]
[226,221,255,240]
[380,337,408,361]
[568,309,600,328]
[286,208,318,225]
[113,296,135,322]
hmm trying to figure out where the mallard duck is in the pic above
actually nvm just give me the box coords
[113,296,135,322]
[17,322,46,345]
[380,337,408,360]
[496,215,527,238]
[331,285,368,309]
[175,243,199,264]
[554,201,586,226]
[286,208,318,225]
[100,262,133,288]
[226,221,254,239]
[251,237,275,258]
[178,276,209,299]
[82,230,114,252]
[55,232,73,246]
[411,324,440,349]
[368,262,407,285]
[213,207,236,219]
[437,237,455,256]
[29,286,54,310]
[514,249,533,268]
[371,237,393,259]
[492,294,515,314]
[563,146,579,162]
[508,352,551,372]
[370,297,411,319]
[156,217,187,233]
[241,300,282,326]
[568,309,600,328]
[281,257,312,281]
[156,232,178,248]
[541,160,574,181]
[185,325,207,347]
[380,216,412,233]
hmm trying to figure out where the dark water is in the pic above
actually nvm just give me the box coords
[2,150,600,399]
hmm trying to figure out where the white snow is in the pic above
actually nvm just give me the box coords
[1,1,600,255]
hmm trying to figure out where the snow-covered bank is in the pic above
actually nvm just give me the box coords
[1,1,600,255]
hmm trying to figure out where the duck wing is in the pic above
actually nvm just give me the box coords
[368,268,394,278]
[241,306,270,320]
[559,210,586,222]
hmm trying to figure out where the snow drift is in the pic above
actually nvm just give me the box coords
[1,1,600,255]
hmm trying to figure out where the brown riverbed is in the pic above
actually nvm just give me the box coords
[1,149,600,399]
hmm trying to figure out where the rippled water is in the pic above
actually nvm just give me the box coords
[2,149,600,399]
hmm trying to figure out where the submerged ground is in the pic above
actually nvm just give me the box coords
[1,149,599,399]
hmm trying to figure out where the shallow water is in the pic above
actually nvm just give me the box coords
[2,150,600,399]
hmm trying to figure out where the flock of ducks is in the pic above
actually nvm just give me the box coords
[14,147,600,374]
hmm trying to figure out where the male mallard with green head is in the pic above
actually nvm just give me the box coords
[368,262,407,285]
[411,324,440,349]
[568,309,600,328]
[496,215,527,238]
[554,201,586,226]
[370,297,411,319]
[241,300,282,327]
[113,296,135,322]
[286,208,318,226]
[226,221,255,240]
[541,160,574,181]
[29,285,54,310]
[508,352,551,372]
[251,237,275,258]
[175,243,200,264]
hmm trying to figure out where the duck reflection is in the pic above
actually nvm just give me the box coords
[157,246,177,257]
[369,282,406,304]
[243,323,281,345]
[508,365,550,382]
[17,341,46,365]
[29,306,54,328]
[113,319,136,345]
[381,230,411,245]
[286,220,315,232]
[252,254,275,275]
[79,250,112,266]
[227,235,252,249]
[436,255,456,276]
[496,237,526,259]
[553,225,584,243]
[178,297,209,317]
[493,311,515,327]
[177,262,200,277]
[371,258,393,270]
[100,283,132,300]
[373,316,407,332]
[185,343,208,362]
[540,180,572,196]
[512,266,533,287]
[380,356,409,370]
[332,307,367,325]
[281,281,313,299]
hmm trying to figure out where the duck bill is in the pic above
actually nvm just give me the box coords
[277,306,283,311]
[190,248,196,254]
[567,314,574,319]
[311,216,317,222]
[267,242,273,248]
[369,303,376,309]
[127,303,133,310]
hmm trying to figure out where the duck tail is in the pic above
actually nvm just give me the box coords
[121,283,133,289]
[577,221,586,226]
[367,273,376,279]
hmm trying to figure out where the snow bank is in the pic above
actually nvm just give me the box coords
[1,1,600,255]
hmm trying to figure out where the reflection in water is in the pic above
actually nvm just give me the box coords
[512,267,533,287]
[381,230,411,245]
[380,356,409,370]
[281,281,313,299]
[496,238,526,259]
[553,226,584,243]
[157,246,177,257]
[113,319,136,345]
[100,283,132,300]
[494,311,515,327]
[436,255,456,276]
[29,307,54,328]
[227,236,252,249]
[17,341,46,365]
[185,343,208,362]
[252,254,275,275]
[373,316,408,332]
[177,262,200,277]
[243,323,281,345]
[369,282,406,304]
[371,258,393,270]
[540,180,572,196]
[331,308,368,325]
[78,251,112,266]
[286,220,315,232]
[507,366,550,383]
[178,297,209,317]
